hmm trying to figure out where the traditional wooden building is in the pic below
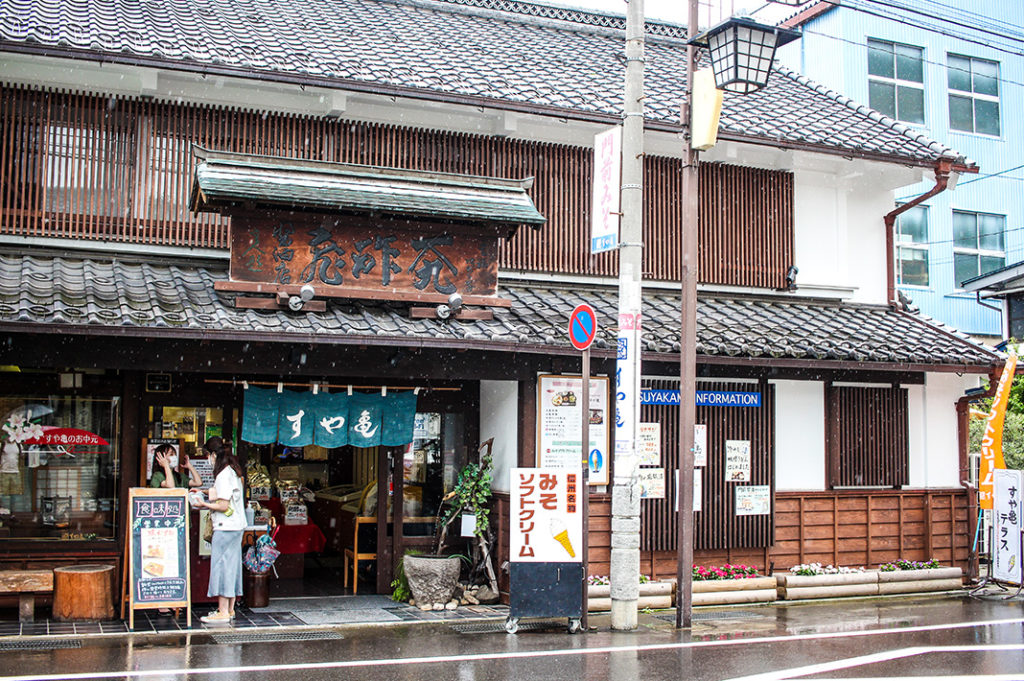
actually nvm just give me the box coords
[0,0,1001,603]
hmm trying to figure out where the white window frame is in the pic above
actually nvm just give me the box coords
[894,205,929,287]
[952,209,1005,289]
[867,38,925,124]
[947,53,1001,136]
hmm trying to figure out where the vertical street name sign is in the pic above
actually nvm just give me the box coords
[591,127,621,254]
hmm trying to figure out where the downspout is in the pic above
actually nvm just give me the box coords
[884,159,954,307]
[956,366,1002,582]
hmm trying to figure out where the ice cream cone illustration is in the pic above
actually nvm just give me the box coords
[550,517,575,558]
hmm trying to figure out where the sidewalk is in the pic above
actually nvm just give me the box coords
[0,595,510,639]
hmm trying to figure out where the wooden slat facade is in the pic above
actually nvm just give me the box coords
[640,379,775,553]
[0,85,794,288]
[828,386,910,489]
[498,488,969,582]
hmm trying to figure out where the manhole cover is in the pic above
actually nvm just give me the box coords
[211,630,344,644]
[0,639,83,651]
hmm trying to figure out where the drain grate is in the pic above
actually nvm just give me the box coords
[211,630,344,645]
[0,639,83,651]
[656,609,766,623]
[450,619,562,634]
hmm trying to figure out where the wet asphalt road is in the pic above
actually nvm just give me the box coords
[0,595,1022,681]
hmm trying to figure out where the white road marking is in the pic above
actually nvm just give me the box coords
[0,617,1021,681]
[723,643,1024,681]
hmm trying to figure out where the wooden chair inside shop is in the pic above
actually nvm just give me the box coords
[342,481,436,593]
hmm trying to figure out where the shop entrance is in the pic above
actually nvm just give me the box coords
[140,382,472,602]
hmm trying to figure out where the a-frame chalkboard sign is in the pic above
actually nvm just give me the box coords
[122,488,192,628]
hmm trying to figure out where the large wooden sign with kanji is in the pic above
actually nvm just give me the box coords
[216,212,509,311]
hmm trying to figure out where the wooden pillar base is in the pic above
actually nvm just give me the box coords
[53,564,115,621]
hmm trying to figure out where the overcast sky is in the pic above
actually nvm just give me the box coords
[538,0,800,27]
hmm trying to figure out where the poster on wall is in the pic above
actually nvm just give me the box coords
[735,485,771,516]
[675,468,702,513]
[142,438,183,483]
[992,468,1023,585]
[510,468,583,563]
[537,374,610,486]
[638,468,665,499]
[190,457,216,488]
[725,440,751,482]
[638,423,660,466]
[694,425,707,467]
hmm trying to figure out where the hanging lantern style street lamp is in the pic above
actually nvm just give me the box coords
[694,17,800,94]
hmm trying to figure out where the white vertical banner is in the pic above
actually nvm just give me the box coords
[992,467,1023,585]
[590,126,622,254]
[614,266,642,483]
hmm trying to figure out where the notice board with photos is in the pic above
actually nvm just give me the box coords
[124,487,191,628]
[536,374,610,486]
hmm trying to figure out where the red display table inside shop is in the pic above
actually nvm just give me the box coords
[260,498,327,579]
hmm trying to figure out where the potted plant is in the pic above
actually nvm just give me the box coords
[402,439,498,609]
[776,563,876,600]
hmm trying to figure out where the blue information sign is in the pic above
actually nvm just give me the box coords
[640,389,761,407]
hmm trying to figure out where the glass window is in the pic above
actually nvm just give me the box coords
[1,395,120,540]
[1009,294,1024,341]
[952,210,1005,287]
[948,54,1001,135]
[868,39,924,124]
[895,205,929,286]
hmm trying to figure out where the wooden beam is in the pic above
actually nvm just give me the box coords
[215,280,512,308]
[409,307,494,320]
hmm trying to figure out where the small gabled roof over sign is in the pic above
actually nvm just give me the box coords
[189,146,546,231]
[960,260,1024,297]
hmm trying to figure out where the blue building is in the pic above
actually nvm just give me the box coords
[777,0,1023,341]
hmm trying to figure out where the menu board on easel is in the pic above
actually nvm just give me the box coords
[125,487,191,628]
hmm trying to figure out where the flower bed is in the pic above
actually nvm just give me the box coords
[586,576,673,612]
[777,561,963,600]
[690,564,776,606]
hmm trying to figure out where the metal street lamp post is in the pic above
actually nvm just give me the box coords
[673,7,798,630]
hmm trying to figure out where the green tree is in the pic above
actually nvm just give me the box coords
[968,410,1024,470]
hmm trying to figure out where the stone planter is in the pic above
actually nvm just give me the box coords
[587,580,674,612]
[403,555,462,607]
[692,576,778,606]
[776,571,877,600]
[876,567,963,595]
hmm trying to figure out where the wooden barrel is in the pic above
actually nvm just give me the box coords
[52,564,115,621]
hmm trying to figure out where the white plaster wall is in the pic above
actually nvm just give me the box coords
[480,380,518,493]
[907,373,970,488]
[792,171,894,305]
[773,380,826,491]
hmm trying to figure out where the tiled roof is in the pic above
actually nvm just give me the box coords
[0,0,970,168]
[190,147,546,226]
[0,251,999,370]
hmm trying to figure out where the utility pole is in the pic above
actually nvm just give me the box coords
[610,0,644,631]
[675,0,699,631]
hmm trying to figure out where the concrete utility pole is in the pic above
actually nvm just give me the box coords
[610,0,645,631]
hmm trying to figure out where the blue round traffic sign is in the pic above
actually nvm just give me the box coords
[569,304,598,351]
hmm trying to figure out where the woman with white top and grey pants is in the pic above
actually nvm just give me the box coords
[197,438,247,625]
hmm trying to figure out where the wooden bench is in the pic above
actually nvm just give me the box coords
[0,569,53,623]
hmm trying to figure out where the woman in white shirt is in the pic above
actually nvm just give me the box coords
[197,438,247,625]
